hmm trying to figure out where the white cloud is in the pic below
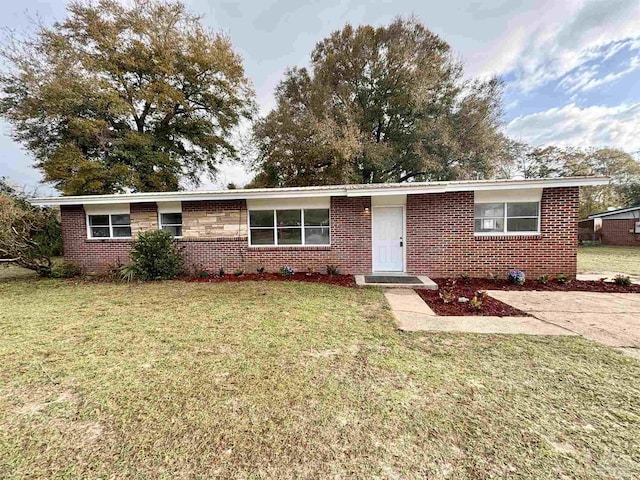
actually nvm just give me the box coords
[506,102,640,151]
[559,54,640,93]
[473,0,640,92]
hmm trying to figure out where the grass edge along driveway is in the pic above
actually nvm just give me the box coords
[1,279,639,479]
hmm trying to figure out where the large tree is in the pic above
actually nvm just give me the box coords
[251,18,506,187]
[0,0,254,195]
[507,144,640,218]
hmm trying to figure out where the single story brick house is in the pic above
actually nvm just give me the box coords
[32,176,608,278]
[588,204,640,246]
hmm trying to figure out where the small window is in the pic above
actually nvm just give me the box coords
[88,214,131,238]
[474,202,539,234]
[248,208,330,246]
[304,209,330,245]
[160,213,183,237]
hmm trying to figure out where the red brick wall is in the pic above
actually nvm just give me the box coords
[61,197,372,274]
[601,219,640,246]
[406,187,579,278]
[61,188,578,277]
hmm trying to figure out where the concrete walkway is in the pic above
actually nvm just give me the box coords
[486,291,640,348]
[384,289,574,336]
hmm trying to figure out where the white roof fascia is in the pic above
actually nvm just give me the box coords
[30,176,610,206]
[589,205,640,219]
[345,176,610,197]
[30,188,346,206]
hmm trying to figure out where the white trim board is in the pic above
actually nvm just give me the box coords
[30,176,610,206]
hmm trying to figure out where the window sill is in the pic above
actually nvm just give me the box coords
[86,238,133,242]
[474,233,541,241]
[247,245,331,251]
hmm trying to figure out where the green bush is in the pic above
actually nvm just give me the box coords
[130,230,184,280]
[51,262,81,278]
[614,274,632,286]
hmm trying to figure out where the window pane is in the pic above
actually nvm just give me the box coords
[507,202,538,217]
[250,211,274,227]
[277,227,302,244]
[91,226,110,238]
[474,218,504,233]
[507,218,538,232]
[161,213,182,225]
[305,227,330,245]
[112,226,132,238]
[162,225,182,237]
[89,215,109,226]
[304,209,329,226]
[111,214,130,226]
[277,210,301,227]
[250,228,274,245]
[474,203,504,218]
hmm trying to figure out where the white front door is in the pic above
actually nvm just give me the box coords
[372,207,404,272]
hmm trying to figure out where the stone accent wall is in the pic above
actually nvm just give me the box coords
[131,202,158,236]
[406,187,579,278]
[182,200,247,238]
[601,219,640,246]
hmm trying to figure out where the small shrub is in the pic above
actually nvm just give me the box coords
[234,268,244,277]
[537,275,549,284]
[556,273,570,284]
[460,273,470,283]
[50,262,81,279]
[218,267,225,278]
[439,279,457,303]
[119,264,136,283]
[507,270,526,285]
[130,230,184,281]
[280,266,294,276]
[197,269,210,278]
[469,295,483,311]
[256,266,265,274]
[326,264,340,276]
[614,274,632,286]
[306,266,315,276]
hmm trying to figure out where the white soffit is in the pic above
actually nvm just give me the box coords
[246,197,331,210]
[84,203,130,215]
[474,188,542,203]
[371,194,407,206]
[157,201,182,213]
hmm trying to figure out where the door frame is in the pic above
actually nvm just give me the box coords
[371,205,407,273]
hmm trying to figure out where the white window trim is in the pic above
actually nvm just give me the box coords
[248,208,331,247]
[158,211,183,238]
[86,213,132,239]
[474,201,541,236]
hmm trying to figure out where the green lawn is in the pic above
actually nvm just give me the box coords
[578,245,640,277]
[1,280,639,479]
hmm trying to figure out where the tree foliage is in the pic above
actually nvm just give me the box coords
[251,18,506,187]
[0,180,62,275]
[0,0,255,195]
[506,143,640,218]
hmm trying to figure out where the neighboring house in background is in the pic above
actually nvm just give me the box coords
[588,205,640,246]
[32,177,608,278]
[578,217,602,242]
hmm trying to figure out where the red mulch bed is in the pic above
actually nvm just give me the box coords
[416,285,528,317]
[416,277,639,317]
[187,272,355,287]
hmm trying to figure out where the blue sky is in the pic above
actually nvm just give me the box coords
[1,0,639,193]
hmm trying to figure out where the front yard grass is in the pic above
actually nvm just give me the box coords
[1,280,639,479]
[578,245,640,277]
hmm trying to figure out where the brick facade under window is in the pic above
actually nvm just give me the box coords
[600,219,640,246]
[60,187,579,277]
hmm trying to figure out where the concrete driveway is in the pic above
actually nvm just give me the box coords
[487,291,640,352]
